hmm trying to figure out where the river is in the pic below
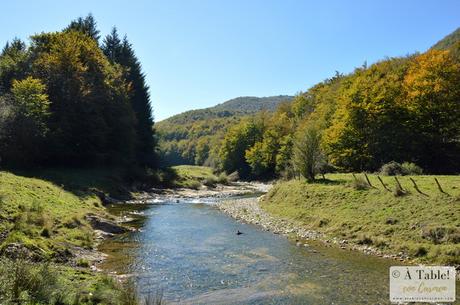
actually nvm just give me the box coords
[98,193,410,304]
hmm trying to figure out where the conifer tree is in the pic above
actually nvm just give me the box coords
[103,29,157,167]
[65,13,100,42]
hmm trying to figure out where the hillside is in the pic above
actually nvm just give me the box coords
[431,27,460,50]
[157,95,293,166]
[160,95,293,125]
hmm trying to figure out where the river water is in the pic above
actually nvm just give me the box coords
[99,197,408,304]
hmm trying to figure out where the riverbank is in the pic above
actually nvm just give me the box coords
[218,197,406,260]
[0,169,140,303]
[219,174,460,268]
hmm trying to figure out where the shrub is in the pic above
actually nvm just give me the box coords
[0,258,61,304]
[379,161,404,176]
[187,180,201,190]
[40,227,51,238]
[380,161,423,176]
[413,246,428,257]
[202,176,217,188]
[356,235,373,245]
[351,177,369,190]
[401,162,423,175]
[227,171,239,182]
[421,226,460,244]
[217,172,228,184]
[76,258,90,268]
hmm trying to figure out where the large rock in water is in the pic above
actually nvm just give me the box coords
[85,214,128,234]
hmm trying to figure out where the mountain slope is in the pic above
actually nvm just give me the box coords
[161,95,293,125]
[157,95,293,166]
[431,27,460,50]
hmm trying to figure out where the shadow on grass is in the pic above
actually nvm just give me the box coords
[9,167,134,200]
[300,177,345,185]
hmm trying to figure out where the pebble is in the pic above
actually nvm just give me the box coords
[217,197,411,263]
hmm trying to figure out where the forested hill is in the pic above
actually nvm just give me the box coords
[215,27,460,179]
[431,27,460,50]
[160,95,293,125]
[157,95,293,166]
[212,95,293,113]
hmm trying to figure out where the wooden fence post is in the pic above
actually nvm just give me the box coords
[409,177,428,196]
[364,173,375,188]
[434,178,447,194]
[394,176,405,192]
[377,176,391,192]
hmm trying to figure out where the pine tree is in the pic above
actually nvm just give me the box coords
[65,13,100,42]
[102,29,157,167]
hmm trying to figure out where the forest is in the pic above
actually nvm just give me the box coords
[157,95,292,166]
[0,14,157,171]
[158,28,460,180]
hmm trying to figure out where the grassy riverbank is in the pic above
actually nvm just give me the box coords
[0,168,140,304]
[261,174,460,265]
[171,165,229,188]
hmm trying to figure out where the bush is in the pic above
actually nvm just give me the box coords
[380,161,423,176]
[202,176,217,188]
[380,161,404,176]
[401,162,423,175]
[421,226,460,244]
[217,172,229,184]
[227,171,239,182]
[0,258,61,304]
[76,258,90,268]
[351,176,369,190]
[187,180,201,190]
[40,227,51,238]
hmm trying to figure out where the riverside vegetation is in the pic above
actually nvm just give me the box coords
[261,174,460,265]
[0,14,164,304]
[0,12,459,305]
[0,169,159,304]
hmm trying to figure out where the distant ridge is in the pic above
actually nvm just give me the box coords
[157,95,293,166]
[159,95,293,124]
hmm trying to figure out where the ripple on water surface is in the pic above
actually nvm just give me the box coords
[100,199,404,304]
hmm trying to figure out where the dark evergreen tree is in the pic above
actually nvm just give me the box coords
[65,13,100,42]
[103,29,157,167]
[0,38,28,92]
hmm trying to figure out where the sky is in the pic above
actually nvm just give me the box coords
[0,1,459,121]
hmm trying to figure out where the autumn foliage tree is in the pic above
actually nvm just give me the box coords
[0,15,157,169]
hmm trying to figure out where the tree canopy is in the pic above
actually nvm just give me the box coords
[0,15,157,169]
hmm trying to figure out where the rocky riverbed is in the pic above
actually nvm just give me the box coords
[218,196,413,263]
[127,181,272,203]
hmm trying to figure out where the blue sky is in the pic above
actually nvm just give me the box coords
[1,1,459,120]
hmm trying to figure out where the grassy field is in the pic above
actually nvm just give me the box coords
[0,168,139,304]
[171,165,226,188]
[261,173,460,265]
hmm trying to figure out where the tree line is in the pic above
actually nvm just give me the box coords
[0,14,157,169]
[218,40,460,179]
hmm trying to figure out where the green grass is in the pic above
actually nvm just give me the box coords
[0,257,140,305]
[261,173,460,265]
[0,168,142,303]
[0,170,109,257]
[171,165,220,188]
